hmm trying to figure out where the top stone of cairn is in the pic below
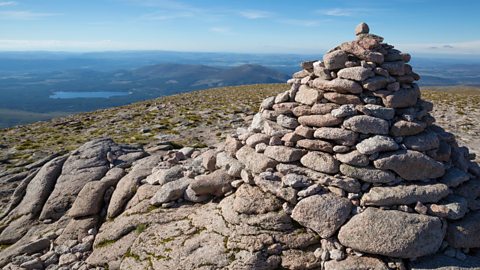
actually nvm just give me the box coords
[355,22,370,35]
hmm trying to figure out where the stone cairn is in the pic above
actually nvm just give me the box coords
[1,23,480,270]
[200,22,480,266]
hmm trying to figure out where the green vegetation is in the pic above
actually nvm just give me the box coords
[135,223,147,234]
[0,84,287,172]
[1,83,479,172]
[95,239,117,248]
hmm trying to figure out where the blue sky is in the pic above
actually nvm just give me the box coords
[0,0,479,54]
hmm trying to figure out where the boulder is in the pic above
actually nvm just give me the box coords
[323,92,362,105]
[291,193,351,238]
[355,22,369,35]
[340,164,396,184]
[440,167,470,187]
[335,150,369,167]
[314,127,358,146]
[312,78,363,94]
[12,155,67,217]
[40,139,115,220]
[324,256,388,270]
[145,165,184,185]
[323,50,348,70]
[356,135,399,155]
[383,87,420,108]
[300,152,340,174]
[331,104,357,118]
[298,114,343,128]
[403,131,440,152]
[390,120,427,137]
[361,183,450,206]
[150,177,193,205]
[374,150,445,180]
[337,66,374,81]
[294,85,321,105]
[236,146,277,173]
[69,168,125,218]
[357,104,395,120]
[338,208,445,258]
[446,210,480,248]
[264,146,305,162]
[343,115,389,135]
[107,154,163,218]
[296,139,333,152]
[190,169,234,197]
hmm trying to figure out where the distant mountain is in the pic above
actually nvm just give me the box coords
[132,63,289,86]
[0,63,289,127]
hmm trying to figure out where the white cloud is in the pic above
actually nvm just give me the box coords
[316,8,375,17]
[0,39,120,51]
[0,10,59,20]
[0,1,17,7]
[398,40,480,54]
[239,10,272,19]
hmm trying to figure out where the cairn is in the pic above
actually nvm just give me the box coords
[203,22,480,266]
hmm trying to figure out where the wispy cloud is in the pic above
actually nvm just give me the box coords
[316,8,374,17]
[398,40,480,54]
[280,19,324,27]
[239,10,273,19]
[0,39,119,50]
[0,1,16,7]
[0,10,59,20]
[209,27,231,34]
[141,11,193,20]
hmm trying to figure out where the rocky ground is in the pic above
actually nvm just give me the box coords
[0,83,479,270]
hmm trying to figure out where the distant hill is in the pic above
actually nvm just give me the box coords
[0,63,289,127]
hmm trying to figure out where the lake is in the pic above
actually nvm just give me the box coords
[50,91,130,99]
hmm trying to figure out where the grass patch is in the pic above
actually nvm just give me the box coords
[95,239,117,248]
[135,223,147,234]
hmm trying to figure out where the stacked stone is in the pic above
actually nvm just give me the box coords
[217,22,480,266]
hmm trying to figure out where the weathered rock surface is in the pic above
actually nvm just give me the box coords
[40,139,115,220]
[324,256,388,270]
[340,164,396,183]
[236,146,277,173]
[343,115,389,135]
[374,150,445,180]
[338,208,445,258]
[301,151,340,174]
[291,193,351,238]
[361,183,450,206]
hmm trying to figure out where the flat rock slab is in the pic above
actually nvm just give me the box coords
[338,208,445,258]
[361,183,450,206]
[343,115,389,135]
[374,150,445,181]
[314,127,358,146]
[264,146,305,163]
[291,193,352,238]
[40,138,116,220]
[356,135,399,155]
[340,164,396,184]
